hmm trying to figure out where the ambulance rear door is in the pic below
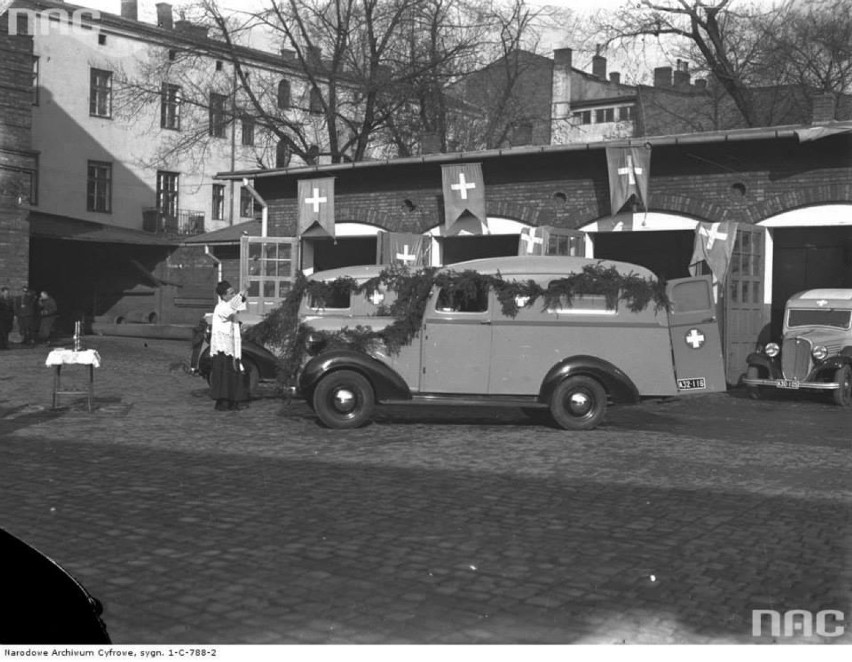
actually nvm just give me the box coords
[666,276,727,393]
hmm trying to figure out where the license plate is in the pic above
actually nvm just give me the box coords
[777,379,800,389]
[677,377,706,391]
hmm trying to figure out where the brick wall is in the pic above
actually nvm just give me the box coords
[0,12,35,289]
[257,133,852,236]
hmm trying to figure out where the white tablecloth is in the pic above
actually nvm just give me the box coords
[45,349,102,368]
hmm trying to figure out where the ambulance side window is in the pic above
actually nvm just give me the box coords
[436,285,489,313]
[309,290,350,310]
[670,280,711,313]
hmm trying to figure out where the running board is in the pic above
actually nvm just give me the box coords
[381,394,547,409]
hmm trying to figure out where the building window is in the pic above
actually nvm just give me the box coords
[573,110,592,125]
[156,170,179,217]
[209,92,227,137]
[595,108,615,123]
[87,161,112,213]
[240,187,254,218]
[309,87,323,114]
[212,184,225,221]
[277,79,291,109]
[241,115,255,146]
[23,167,38,206]
[98,33,107,46]
[89,68,113,118]
[619,105,635,121]
[160,83,181,130]
[32,56,39,106]
[215,60,223,71]
[275,140,291,168]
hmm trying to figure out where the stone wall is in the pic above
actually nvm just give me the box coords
[0,11,35,289]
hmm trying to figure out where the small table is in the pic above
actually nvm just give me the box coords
[45,349,102,412]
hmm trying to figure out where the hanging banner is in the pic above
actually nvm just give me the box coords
[442,163,486,235]
[297,177,335,237]
[518,226,550,255]
[379,232,428,267]
[605,146,651,215]
[689,221,739,281]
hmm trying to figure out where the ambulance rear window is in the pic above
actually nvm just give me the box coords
[670,280,711,313]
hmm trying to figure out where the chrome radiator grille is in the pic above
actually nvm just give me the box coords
[782,337,812,380]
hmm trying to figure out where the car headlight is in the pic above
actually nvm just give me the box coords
[765,342,780,358]
[812,345,828,361]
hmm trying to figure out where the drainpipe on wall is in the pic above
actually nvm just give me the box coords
[242,178,267,237]
[204,245,222,282]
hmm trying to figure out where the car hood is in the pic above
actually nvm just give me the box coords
[784,327,847,347]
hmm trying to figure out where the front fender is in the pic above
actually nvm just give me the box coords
[240,340,280,380]
[298,350,411,402]
[539,356,640,405]
[745,352,782,379]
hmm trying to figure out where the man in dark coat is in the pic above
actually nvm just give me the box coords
[0,287,14,349]
[14,286,37,345]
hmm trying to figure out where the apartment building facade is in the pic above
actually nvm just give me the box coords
[7,0,351,326]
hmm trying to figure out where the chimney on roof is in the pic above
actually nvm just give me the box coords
[609,72,621,85]
[280,47,297,61]
[673,59,690,88]
[694,78,707,90]
[654,66,672,88]
[156,3,173,30]
[307,45,322,67]
[121,0,138,20]
[552,47,573,121]
[592,46,606,79]
[553,47,572,69]
[812,93,837,124]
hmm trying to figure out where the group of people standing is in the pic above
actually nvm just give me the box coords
[0,286,58,349]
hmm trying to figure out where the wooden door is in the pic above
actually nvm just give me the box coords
[723,225,769,384]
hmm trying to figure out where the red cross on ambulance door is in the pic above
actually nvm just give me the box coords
[665,276,728,394]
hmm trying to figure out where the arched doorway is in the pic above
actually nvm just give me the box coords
[580,213,699,280]
[301,222,383,272]
[426,217,528,265]
[760,204,852,338]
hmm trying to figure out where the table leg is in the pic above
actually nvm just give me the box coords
[53,365,60,409]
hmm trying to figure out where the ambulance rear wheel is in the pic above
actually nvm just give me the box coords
[549,376,607,431]
[313,370,375,429]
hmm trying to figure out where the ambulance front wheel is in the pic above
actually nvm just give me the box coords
[312,370,375,429]
[549,376,607,431]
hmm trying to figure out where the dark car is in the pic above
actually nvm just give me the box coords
[192,313,280,396]
[0,527,111,644]
[743,288,852,406]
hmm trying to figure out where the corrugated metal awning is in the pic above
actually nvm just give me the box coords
[182,220,261,245]
[29,212,178,246]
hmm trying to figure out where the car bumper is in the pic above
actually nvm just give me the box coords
[742,378,840,391]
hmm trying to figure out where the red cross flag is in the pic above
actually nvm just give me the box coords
[442,163,486,234]
[297,178,335,237]
[379,232,428,266]
[605,146,651,215]
[517,226,550,256]
[689,221,739,281]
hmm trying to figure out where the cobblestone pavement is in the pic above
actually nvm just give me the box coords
[0,335,849,645]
